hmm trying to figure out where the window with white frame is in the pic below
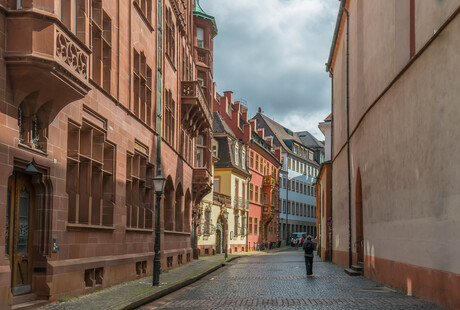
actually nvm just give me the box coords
[235,144,239,165]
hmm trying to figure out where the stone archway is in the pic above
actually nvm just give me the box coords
[215,216,224,254]
[163,176,174,231]
[175,183,184,232]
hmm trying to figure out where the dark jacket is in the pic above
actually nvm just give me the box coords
[302,240,316,257]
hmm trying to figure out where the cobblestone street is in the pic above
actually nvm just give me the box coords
[139,248,442,309]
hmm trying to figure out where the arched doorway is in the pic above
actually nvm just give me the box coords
[215,216,224,254]
[175,183,184,232]
[184,190,192,233]
[355,168,364,264]
[163,176,174,231]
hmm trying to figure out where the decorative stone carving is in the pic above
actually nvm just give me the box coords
[56,29,88,81]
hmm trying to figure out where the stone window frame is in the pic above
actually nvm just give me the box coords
[66,119,116,227]
[126,151,154,230]
[133,49,153,127]
[90,0,112,92]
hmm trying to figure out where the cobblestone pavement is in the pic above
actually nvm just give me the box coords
[139,248,443,310]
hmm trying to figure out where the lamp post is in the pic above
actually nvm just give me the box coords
[152,174,167,286]
[224,209,229,260]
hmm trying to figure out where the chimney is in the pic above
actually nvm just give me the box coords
[224,91,233,104]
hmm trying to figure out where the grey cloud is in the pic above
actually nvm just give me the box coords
[200,0,339,139]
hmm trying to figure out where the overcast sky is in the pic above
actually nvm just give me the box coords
[199,0,339,140]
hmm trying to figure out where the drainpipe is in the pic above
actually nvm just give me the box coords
[341,2,352,269]
[329,71,334,263]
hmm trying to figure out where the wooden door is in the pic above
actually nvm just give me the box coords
[8,173,35,296]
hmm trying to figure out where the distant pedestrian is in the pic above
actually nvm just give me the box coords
[301,236,305,247]
[303,235,316,277]
[295,239,299,249]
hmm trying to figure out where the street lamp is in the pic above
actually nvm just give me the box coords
[152,174,167,286]
[224,209,229,260]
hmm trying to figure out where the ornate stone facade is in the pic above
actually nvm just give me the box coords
[0,0,215,307]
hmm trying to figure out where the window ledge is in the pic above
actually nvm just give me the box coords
[18,143,48,157]
[133,1,154,32]
[164,230,191,236]
[126,227,153,233]
[67,223,115,231]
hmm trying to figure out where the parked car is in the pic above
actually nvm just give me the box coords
[290,232,306,246]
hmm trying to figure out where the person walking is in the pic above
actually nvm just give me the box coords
[294,238,299,250]
[303,235,316,277]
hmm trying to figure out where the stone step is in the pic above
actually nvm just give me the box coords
[358,261,364,267]
[351,265,363,272]
[12,293,37,305]
[344,268,362,276]
[11,299,48,310]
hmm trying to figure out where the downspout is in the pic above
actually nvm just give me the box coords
[155,0,163,262]
[329,70,334,262]
[342,2,352,269]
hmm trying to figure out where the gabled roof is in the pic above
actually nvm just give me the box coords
[213,112,236,138]
[213,112,250,176]
[252,113,318,166]
[296,131,324,150]
[324,113,332,121]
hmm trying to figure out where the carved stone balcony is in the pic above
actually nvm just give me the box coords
[181,81,212,135]
[195,47,212,69]
[213,192,231,207]
[192,167,212,204]
[5,12,91,121]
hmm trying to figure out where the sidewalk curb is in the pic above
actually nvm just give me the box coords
[122,256,242,310]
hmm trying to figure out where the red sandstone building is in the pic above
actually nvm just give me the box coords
[0,0,215,307]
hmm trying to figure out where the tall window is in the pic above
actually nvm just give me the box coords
[241,216,246,236]
[91,1,112,92]
[234,144,239,165]
[164,90,175,145]
[196,27,204,48]
[249,184,253,201]
[213,178,220,193]
[165,8,175,63]
[234,214,239,236]
[134,0,152,21]
[204,209,211,235]
[133,49,153,126]
[196,135,205,167]
[255,186,259,203]
[242,148,246,169]
[235,179,239,200]
[126,152,154,229]
[254,219,258,235]
[66,120,115,226]
[249,217,253,234]
[256,154,259,172]
[250,151,254,168]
